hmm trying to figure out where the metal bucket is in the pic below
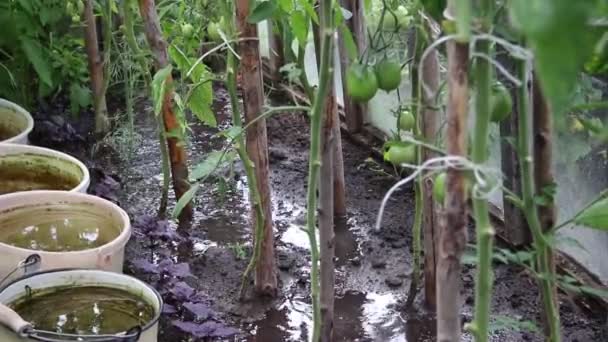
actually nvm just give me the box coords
[0,144,90,194]
[0,269,161,341]
[0,99,34,145]
[0,191,131,284]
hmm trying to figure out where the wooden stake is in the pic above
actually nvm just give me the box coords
[138,0,192,222]
[421,46,440,310]
[337,0,366,133]
[319,88,336,342]
[532,75,559,338]
[235,0,277,296]
[267,20,284,81]
[83,0,109,135]
[436,19,469,342]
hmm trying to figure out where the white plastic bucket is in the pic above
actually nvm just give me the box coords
[0,99,34,145]
[0,143,90,194]
[0,269,161,341]
[0,191,131,284]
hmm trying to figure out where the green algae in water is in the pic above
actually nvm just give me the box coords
[0,124,18,141]
[0,153,83,195]
[0,205,120,252]
[10,286,155,335]
[0,107,28,141]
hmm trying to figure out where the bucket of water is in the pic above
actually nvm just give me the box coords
[0,191,131,284]
[0,269,161,341]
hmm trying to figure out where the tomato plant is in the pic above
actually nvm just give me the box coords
[346,63,379,102]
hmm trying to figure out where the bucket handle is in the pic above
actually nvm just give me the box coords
[0,254,41,289]
[0,303,31,337]
[24,326,142,341]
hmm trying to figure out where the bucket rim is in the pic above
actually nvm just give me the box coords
[0,267,163,338]
[0,143,90,193]
[0,190,130,256]
[0,99,34,145]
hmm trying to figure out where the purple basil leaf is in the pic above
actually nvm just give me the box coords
[131,258,158,274]
[182,302,214,320]
[162,304,177,314]
[169,281,195,301]
[159,260,192,278]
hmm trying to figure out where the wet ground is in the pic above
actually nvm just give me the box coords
[30,84,607,341]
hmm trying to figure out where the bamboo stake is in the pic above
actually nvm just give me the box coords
[437,2,470,340]
[138,0,193,222]
[532,74,561,341]
[83,0,110,135]
[235,0,277,296]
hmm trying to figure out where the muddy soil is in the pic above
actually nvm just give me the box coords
[30,84,606,342]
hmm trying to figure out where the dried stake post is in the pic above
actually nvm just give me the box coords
[532,76,559,339]
[437,2,469,340]
[338,0,366,133]
[235,0,277,296]
[83,0,109,135]
[319,88,337,342]
[313,10,347,219]
[421,45,440,310]
[138,0,193,222]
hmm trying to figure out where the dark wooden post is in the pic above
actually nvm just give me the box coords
[138,0,193,221]
[337,0,366,133]
[235,0,277,296]
[421,46,440,310]
[267,20,284,81]
[313,10,347,219]
[497,50,531,247]
[83,0,109,135]
[532,76,558,337]
[436,3,469,340]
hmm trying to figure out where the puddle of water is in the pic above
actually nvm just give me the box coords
[247,290,434,342]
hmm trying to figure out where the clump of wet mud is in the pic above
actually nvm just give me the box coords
[30,84,607,341]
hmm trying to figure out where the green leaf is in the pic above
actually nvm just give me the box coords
[277,0,293,12]
[574,197,608,230]
[172,183,199,219]
[20,38,53,87]
[69,83,92,115]
[188,81,216,127]
[191,150,236,181]
[489,315,540,334]
[248,1,278,23]
[291,11,309,47]
[151,65,172,116]
[509,0,597,115]
[340,25,358,61]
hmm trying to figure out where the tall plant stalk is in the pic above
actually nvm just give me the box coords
[516,60,561,342]
[122,0,170,215]
[469,0,495,340]
[306,0,334,339]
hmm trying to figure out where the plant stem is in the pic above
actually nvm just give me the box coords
[517,60,561,342]
[470,1,494,340]
[122,0,170,215]
[306,0,334,339]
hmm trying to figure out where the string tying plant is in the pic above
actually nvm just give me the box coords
[375,153,503,232]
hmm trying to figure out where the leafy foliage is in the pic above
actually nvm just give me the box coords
[130,215,239,339]
[509,0,602,115]
[574,197,608,230]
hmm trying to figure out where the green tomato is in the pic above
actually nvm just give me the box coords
[76,0,84,14]
[398,110,415,131]
[346,64,378,102]
[375,60,402,92]
[181,23,194,37]
[490,82,513,123]
[207,22,222,42]
[66,2,75,15]
[382,6,411,30]
[385,144,416,165]
[433,172,446,205]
